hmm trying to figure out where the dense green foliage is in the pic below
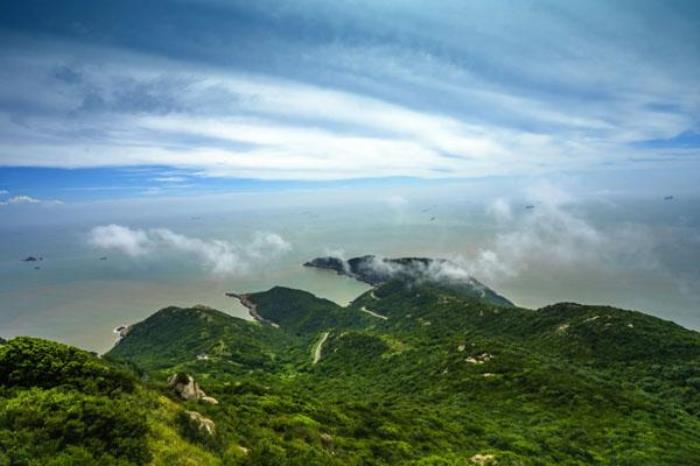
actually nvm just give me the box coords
[247,286,372,334]
[0,337,150,464]
[107,305,283,371]
[1,336,134,394]
[0,337,218,465]
[3,274,700,464]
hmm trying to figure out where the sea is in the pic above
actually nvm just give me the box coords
[1,188,698,353]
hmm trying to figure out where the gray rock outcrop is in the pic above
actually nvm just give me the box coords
[168,373,219,405]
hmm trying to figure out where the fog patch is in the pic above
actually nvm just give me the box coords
[469,183,659,284]
[487,198,512,222]
[385,195,408,208]
[88,224,291,276]
[359,255,481,287]
[88,224,152,257]
[323,248,352,274]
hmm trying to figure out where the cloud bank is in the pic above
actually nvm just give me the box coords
[465,183,659,284]
[1,1,698,182]
[88,224,291,276]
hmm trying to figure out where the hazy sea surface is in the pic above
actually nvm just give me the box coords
[1,194,698,353]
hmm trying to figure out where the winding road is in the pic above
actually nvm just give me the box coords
[312,332,330,365]
[360,306,388,320]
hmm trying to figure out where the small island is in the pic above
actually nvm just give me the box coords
[304,254,514,307]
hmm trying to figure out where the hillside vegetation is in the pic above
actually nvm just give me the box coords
[2,270,699,465]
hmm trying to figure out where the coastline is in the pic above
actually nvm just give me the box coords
[225,292,280,328]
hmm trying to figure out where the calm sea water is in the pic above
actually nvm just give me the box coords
[1,195,698,353]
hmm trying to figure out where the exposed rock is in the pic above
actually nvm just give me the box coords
[466,353,493,365]
[470,453,496,464]
[168,373,219,405]
[556,323,570,334]
[185,410,216,436]
[113,325,130,343]
[236,445,250,455]
[320,433,334,449]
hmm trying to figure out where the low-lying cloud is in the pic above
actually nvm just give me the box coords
[355,255,481,289]
[89,224,152,257]
[88,224,291,276]
[466,183,658,284]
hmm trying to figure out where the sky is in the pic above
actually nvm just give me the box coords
[1,0,699,205]
[2,0,700,348]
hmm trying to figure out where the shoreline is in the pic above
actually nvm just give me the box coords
[225,292,279,328]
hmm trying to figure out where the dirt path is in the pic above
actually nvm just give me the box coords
[312,332,330,365]
[360,306,388,320]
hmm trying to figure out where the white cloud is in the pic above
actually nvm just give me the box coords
[149,228,245,275]
[247,232,292,259]
[88,224,153,257]
[0,194,63,206]
[152,176,187,183]
[357,255,477,287]
[1,27,697,181]
[87,224,292,276]
[8,195,40,204]
[465,184,659,284]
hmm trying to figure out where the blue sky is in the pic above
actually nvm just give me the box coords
[1,0,699,203]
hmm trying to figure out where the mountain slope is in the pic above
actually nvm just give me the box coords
[0,337,218,465]
[107,305,286,372]
[105,280,700,464]
[4,272,700,464]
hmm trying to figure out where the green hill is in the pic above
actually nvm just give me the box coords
[2,273,699,465]
[0,337,218,465]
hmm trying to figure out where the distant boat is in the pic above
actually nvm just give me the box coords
[99,256,108,261]
[23,256,38,262]
[430,216,436,221]
[664,195,674,201]
[525,205,535,210]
